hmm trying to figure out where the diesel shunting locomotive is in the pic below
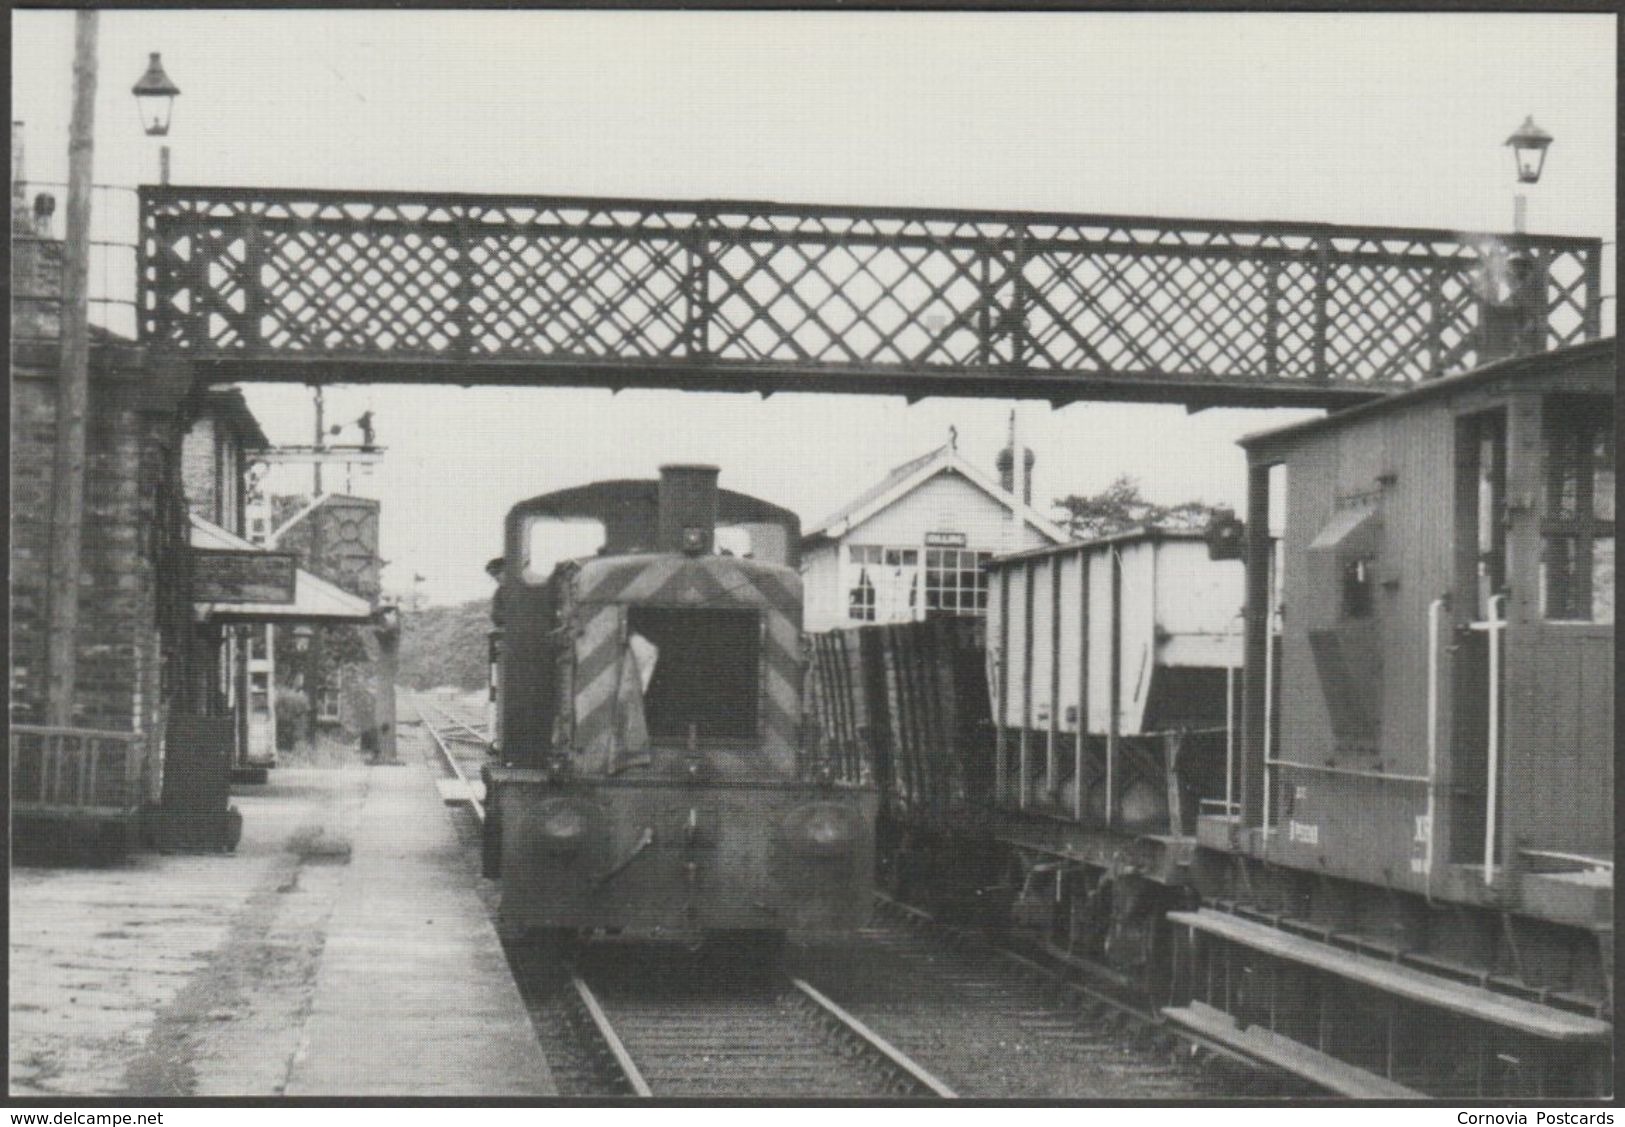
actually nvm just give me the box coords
[482,465,877,945]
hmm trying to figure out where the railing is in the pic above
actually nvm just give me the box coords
[12,181,141,342]
[137,186,1604,406]
[11,724,145,815]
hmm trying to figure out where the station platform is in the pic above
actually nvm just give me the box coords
[285,749,555,1097]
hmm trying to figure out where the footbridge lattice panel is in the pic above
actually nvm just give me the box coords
[139,187,1603,407]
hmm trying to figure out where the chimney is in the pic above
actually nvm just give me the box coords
[996,443,1036,504]
[657,464,720,555]
[33,192,56,238]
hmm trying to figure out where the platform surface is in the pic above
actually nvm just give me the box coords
[284,757,555,1096]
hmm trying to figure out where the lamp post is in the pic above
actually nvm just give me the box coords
[1504,115,1552,234]
[131,51,179,184]
[1478,117,1554,362]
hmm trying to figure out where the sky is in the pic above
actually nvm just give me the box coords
[11,10,1617,605]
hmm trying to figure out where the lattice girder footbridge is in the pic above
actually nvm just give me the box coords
[139,186,1603,407]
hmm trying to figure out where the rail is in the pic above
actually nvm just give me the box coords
[138,185,1604,407]
[870,891,1290,1082]
[411,694,485,823]
[789,977,959,1098]
[571,975,653,1097]
[10,724,145,815]
[567,958,957,1098]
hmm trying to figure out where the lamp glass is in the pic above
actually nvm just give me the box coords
[136,96,175,137]
[132,53,180,137]
[1512,144,1547,185]
[1505,117,1552,186]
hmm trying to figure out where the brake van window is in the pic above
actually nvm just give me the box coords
[1542,394,1614,623]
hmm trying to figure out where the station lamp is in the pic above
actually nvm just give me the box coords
[131,53,181,137]
[1504,116,1553,185]
[374,604,401,635]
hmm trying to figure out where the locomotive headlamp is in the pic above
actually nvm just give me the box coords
[131,52,181,137]
[682,527,708,555]
[1505,116,1553,185]
[782,802,855,857]
[535,797,595,852]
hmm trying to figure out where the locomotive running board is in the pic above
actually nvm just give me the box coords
[1170,909,1612,1042]
[1161,1001,1423,1099]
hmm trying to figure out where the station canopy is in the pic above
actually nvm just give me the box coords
[189,514,374,624]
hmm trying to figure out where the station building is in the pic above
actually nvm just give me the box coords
[800,435,1069,632]
[183,398,377,767]
[10,124,377,853]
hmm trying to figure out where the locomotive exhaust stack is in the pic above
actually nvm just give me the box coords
[658,464,720,556]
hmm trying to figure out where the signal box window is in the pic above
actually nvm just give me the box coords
[925,549,994,616]
[847,545,918,621]
[1542,395,1614,623]
[848,570,877,621]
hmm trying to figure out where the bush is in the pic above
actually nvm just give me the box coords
[274,689,310,752]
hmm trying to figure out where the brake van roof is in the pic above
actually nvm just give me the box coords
[1238,337,1613,451]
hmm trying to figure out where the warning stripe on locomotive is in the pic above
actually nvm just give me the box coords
[569,555,803,769]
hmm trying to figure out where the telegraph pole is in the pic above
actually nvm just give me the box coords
[45,11,98,727]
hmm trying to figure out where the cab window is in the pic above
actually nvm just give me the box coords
[1541,395,1614,623]
[523,516,607,584]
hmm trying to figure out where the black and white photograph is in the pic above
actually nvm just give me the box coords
[8,5,1616,1108]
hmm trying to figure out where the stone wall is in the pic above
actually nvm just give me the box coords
[12,232,63,341]
[11,350,197,807]
[10,357,196,735]
[181,414,221,524]
[10,125,203,810]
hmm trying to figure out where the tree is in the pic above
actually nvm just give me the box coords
[1055,474,1225,540]
[396,598,493,692]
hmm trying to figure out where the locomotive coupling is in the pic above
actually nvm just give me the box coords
[542,752,574,783]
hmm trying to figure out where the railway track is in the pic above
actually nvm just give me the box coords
[562,946,957,1098]
[786,898,1271,1099]
[410,697,953,1097]
[410,692,491,823]
[408,697,1289,1098]
[824,894,1297,1098]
